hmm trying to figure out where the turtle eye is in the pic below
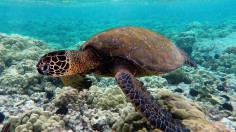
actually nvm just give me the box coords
[42,63,50,74]
[43,64,49,71]
[37,63,50,75]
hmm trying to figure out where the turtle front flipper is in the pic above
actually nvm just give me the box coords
[115,70,190,132]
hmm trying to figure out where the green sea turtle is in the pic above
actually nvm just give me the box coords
[36,26,194,132]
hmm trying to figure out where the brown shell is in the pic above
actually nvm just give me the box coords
[81,26,184,74]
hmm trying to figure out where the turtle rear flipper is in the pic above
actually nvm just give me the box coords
[179,48,197,68]
[115,69,190,132]
[60,74,92,89]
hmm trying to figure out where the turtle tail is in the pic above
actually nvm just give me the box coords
[179,49,197,68]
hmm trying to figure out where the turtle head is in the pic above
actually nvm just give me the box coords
[36,50,73,77]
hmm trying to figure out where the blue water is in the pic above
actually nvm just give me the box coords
[0,0,236,48]
[1,1,236,131]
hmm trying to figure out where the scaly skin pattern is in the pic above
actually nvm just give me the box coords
[36,49,101,77]
[36,50,70,76]
[115,70,190,132]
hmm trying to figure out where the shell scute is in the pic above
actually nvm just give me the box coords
[81,26,184,74]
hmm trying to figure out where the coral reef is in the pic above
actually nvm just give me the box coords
[0,94,43,117]
[52,87,79,107]
[0,33,63,95]
[195,51,236,74]
[188,67,236,95]
[162,68,192,85]
[156,89,206,120]
[112,107,148,132]
[191,30,236,74]
[173,21,235,56]
[111,88,234,132]
[183,21,233,40]
[139,76,168,89]
[224,46,236,55]
[45,86,123,131]
[189,68,222,94]
[2,110,65,132]
[1,18,236,131]
[184,21,204,32]
[174,67,236,120]
[87,85,127,110]
[155,89,234,132]
[175,31,197,54]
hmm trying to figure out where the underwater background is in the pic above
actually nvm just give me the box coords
[0,0,236,131]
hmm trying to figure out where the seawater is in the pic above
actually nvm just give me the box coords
[0,0,236,131]
[0,0,235,48]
